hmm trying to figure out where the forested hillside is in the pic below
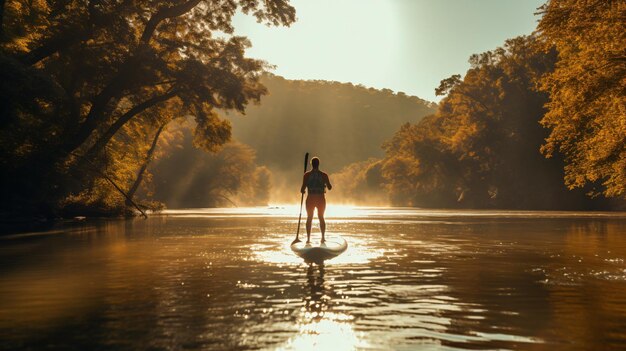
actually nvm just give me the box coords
[336,0,625,210]
[150,75,435,206]
[225,75,435,181]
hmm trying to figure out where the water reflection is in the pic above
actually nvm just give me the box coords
[278,264,365,350]
[0,208,625,350]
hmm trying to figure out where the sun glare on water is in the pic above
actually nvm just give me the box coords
[277,312,367,350]
[263,204,365,218]
[324,205,362,218]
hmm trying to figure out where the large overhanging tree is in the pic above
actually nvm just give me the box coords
[0,0,295,213]
[536,0,625,199]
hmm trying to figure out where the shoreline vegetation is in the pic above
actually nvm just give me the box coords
[0,0,624,225]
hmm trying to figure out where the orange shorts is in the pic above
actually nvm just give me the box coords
[306,194,326,216]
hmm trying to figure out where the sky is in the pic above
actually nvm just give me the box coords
[232,0,546,102]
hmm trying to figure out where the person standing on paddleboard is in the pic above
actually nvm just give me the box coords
[300,157,332,243]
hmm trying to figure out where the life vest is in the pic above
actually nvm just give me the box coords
[307,170,325,194]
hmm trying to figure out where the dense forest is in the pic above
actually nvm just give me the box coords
[0,0,623,218]
[336,0,625,210]
[0,0,295,218]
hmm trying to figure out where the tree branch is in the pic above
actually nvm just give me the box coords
[140,0,202,44]
[18,1,122,65]
[69,152,148,218]
[85,89,179,158]
[214,193,238,207]
[19,26,94,65]
[455,89,491,112]
[126,123,166,205]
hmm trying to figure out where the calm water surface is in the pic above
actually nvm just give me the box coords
[1,207,626,350]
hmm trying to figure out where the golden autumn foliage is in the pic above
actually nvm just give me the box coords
[0,0,295,216]
[331,158,386,205]
[367,5,625,209]
[378,36,620,209]
[536,0,626,199]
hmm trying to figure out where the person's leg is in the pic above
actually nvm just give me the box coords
[318,197,327,243]
[305,197,314,243]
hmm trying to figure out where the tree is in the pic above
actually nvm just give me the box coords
[224,74,435,195]
[60,113,164,216]
[0,0,295,215]
[380,36,613,209]
[148,121,266,208]
[536,0,626,198]
[332,158,386,205]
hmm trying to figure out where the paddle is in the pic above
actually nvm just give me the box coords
[292,152,309,244]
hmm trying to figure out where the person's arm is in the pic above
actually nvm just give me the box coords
[300,173,308,194]
[324,173,332,191]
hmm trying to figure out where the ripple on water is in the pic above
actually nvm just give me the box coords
[1,208,626,350]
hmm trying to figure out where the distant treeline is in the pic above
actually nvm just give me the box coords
[219,74,435,202]
[148,75,435,208]
[225,74,435,184]
[336,1,625,210]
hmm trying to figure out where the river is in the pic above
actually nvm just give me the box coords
[1,207,626,350]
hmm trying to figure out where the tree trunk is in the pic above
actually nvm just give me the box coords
[126,123,166,206]
[0,0,6,37]
[140,0,202,44]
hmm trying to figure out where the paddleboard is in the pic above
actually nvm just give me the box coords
[291,236,348,263]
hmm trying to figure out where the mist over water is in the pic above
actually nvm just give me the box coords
[1,207,626,350]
